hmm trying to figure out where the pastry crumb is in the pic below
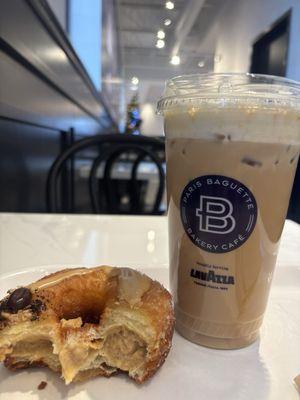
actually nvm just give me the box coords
[37,381,47,390]
[294,375,300,392]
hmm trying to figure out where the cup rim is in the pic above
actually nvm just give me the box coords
[157,72,300,114]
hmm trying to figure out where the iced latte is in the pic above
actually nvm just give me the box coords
[157,73,300,349]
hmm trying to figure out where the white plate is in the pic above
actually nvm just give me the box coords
[0,264,300,400]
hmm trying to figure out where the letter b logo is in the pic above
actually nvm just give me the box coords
[196,196,236,234]
[180,175,257,253]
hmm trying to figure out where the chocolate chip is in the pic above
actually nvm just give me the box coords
[0,311,7,323]
[0,299,8,312]
[30,299,45,314]
[0,319,8,329]
[6,288,32,313]
[37,381,47,390]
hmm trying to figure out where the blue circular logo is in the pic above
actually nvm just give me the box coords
[180,175,257,253]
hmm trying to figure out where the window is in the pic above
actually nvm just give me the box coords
[68,0,102,89]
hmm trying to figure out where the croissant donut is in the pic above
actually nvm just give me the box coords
[0,266,174,384]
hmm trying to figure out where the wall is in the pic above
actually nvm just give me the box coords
[140,103,164,137]
[214,0,300,80]
[214,0,300,222]
[0,119,61,212]
[0,0,114,213]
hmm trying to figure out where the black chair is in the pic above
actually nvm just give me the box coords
[46,134,165,215]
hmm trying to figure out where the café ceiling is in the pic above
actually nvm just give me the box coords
[116,0,228,80]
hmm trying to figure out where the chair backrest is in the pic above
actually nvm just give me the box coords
[46,134,165,214]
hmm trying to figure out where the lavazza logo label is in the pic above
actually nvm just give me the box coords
[180,175,257,253]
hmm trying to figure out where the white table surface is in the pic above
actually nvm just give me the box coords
[0,213,299,400]
[0,213,169,272]
[0,213,299,273]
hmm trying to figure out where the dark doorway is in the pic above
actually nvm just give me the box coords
[250,11,300,223]
[250,12,291,77]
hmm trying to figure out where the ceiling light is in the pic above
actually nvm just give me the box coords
[198,61,205,68]
[164,18,172,26]
[156,39,165,49]
[165,1,174,10]
[131,76,139,85]
[157,30,165,39]
[214,54,222,63]
[170,55,180,65]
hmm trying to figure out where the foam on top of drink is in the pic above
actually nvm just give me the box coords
[158,73,300,144]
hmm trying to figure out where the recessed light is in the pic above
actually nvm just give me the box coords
[198,61,205,68]
[164,18,172,26]
[165,1,174,10]
[157,30,165,39]
[156,39,165,49]
[170,55,180,65]
[131,76,139,85]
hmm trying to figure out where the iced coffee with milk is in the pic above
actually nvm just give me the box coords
[157,73,300,349]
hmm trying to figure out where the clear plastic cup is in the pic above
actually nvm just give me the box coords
[157,73,300,349]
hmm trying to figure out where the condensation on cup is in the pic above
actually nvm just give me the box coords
[157,73,300,349]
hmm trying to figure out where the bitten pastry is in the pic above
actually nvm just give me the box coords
[0,266,174,384]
